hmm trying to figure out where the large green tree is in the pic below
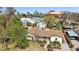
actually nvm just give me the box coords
[44,15,62,29]
[8,19,29,49]
[0,7,16,49]
[0,7,29,50]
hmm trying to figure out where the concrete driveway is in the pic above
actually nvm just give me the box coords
[71,40,79,50]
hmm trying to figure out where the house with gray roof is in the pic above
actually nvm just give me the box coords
[20,17,46,29]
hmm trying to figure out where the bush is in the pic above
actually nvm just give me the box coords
[40,43,44,47]
[15,38,29,49]
[37,40,45,47]
[47,44,54,51]
[43,40,46,44]
[52,41,61,49]
[69,43,74,49]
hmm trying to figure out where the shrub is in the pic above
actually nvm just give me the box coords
[37,40,45,47]
[69,43,74,49]
[47,44,54,51]
[40,43,44,47]
[43,40,46,44]
[15,38,29,49]
[52,41,61,49]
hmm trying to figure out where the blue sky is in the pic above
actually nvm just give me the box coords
[1,7,79,14]
[15,7,79,14]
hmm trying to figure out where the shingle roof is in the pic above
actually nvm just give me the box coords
[27,27,64,38]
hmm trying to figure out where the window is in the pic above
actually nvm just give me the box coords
[55,38,57,41]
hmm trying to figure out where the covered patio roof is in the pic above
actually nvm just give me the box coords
[66,30,79,37]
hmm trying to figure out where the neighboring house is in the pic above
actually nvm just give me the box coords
[20,17,35,26]
[20,17,46,29]
[65,20,76,25]
[36,21,46,29]
[27,26,65,44]
[63,25,74,32]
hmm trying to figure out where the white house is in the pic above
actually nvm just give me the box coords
[20,18,35,26]
[27,27,65,45]
[50,36,63,44]
[36,21,46,29]
[20,17,46,29]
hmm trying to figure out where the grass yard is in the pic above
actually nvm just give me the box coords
[0,41,46,51]
[22,41,46,51]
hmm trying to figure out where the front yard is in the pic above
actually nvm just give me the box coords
[24,41,46,51]
[0,41,46,51]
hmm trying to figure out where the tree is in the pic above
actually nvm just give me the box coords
[6,7,16,16]
[27,12,31,15]
[63,11,79,22]
[22,13,26,17]
[0,7,2,13]
[0,10,1,13]
[26,12,32,17]
[0,7,4,40]
[1,7,29,50]
[8,19,29,49]
[16,12,21,19]
[0,7,16,49]
[6,7,16,21]
[33,11,39,16]
[44,15,60,29]
[40,12,43,15]
[15,38,29,49]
